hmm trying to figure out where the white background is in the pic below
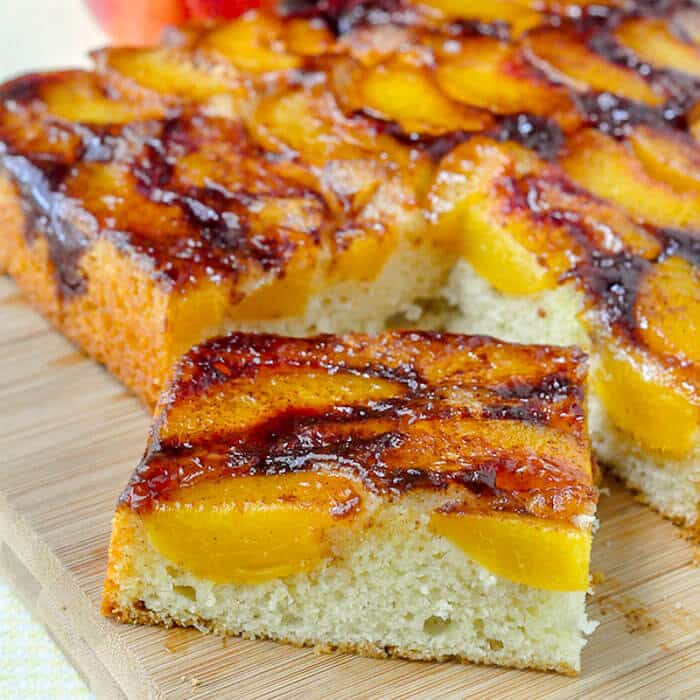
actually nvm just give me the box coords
[0,0,105,80]
[1,2,104,696]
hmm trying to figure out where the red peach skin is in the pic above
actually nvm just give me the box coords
[86,0,189,44]
[185,0,272,18]
[86,0,274,45]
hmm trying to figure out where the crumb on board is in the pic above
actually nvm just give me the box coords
[595,595,659,634]
[180,675,201,688]
[622,605,659,634]
[591,571,607,586]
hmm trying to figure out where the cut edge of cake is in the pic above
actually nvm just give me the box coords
[103,500,596,675]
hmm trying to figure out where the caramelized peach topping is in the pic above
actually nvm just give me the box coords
[122,332,596,590]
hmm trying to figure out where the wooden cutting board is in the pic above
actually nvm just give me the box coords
[1,275,699,700]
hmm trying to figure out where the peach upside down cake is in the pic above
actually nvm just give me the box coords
[103,331,598,674]
[0,0,699,673]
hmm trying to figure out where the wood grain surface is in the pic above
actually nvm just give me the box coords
[0,275,699,699]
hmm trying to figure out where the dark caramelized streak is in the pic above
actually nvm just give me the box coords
[378,114,564,164]
[495,115,564,160]
[575,251,649,336]
[660,229,700,266]
[279,0,410,35]
[444,20,511,42]
[587,32,700,119]
[574,91,682,137]
[2,155,92,297]
[363,113,562,163]
[485,372,585,426]
[375,122,472,163]
[123,410,592,514]
[495,372,582,403]
[494,171,619,263]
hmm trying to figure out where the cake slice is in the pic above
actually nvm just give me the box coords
[103,331,598,674]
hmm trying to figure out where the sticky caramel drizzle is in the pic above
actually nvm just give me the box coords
[122,332,594,521]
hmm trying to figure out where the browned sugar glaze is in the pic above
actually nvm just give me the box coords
[0,83,363,296]
[0,0,698,399]
[123,331,595,522]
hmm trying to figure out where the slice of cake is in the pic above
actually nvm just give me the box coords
[103,331,598,674]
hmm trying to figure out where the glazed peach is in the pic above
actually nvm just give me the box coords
[525,28,663,106]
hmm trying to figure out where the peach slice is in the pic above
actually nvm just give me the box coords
[636,255,700,365]
[97,46,236,100]
[417,0,542,36]
[594,345,698,457]
[250,90,361,164]
[536,184,660,260]
[284,18,335,57]
[430,139,557,293]
[41,73,161,124]
[434,37,579,131]
[144,472,363,584]
[525,28,663,106]
[227,254,315,321]
[615,17,700,78]
[168,279,230,364]
[165,249,315,364]
[360,61,490,135]
[330,228,398,282]
[690,102,700,144]
[62,162,190,239]
[561,129,700,229]
[201,12,302,72]
[430,512,591,591]
[628,125,700,194]
[161,365,405,441]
